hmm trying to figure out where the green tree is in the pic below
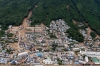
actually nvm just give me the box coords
[51,43,57,51]
[90,32,96,39]
[57,58,62,65]
[67,28,84,42]
[49,33,57,39]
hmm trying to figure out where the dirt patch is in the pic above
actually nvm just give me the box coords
[20,10,32,36]
[9,43,19,51]
[87,27,92,38]
[72,19,77,25]
[66,5,70,9]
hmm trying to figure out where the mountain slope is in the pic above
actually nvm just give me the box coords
[0,0,100,35]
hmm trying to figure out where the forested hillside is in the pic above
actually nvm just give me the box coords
[0,0,39,30]
[0,0,100,38]
[72,0,100,35]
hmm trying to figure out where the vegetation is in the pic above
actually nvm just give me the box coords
[51,43,58,51]
[57,58,62,65]
[72,0,100,35]
[90,32,96,39]
[75,51,80,55]
[63,48,68,51]
[49,33,57,39]
[37,48,42,51]
[0,0,39,30]
[0,30,5,38]
[67,28,84,42]
[6,49,13,54]
[6,33,13,37]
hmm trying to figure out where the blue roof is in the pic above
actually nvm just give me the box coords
[36,52,43,57]
[11,60,16,65]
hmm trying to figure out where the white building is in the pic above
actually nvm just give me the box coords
[0,58,7,64]
[43,59,53,65]
[18,52,28,57]
[80,51,100,58]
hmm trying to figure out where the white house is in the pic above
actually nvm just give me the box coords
[43,58,53,65]
[18,52,28,57]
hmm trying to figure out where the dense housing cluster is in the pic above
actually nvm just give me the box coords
[0,19,100,66]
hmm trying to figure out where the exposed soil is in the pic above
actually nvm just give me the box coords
[17,10,32,49]
[72,19,77,25]
[8,10,33,51]
[87,27,92,38]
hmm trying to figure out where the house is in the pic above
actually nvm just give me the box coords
[18,52,28,57]
[43,58,53,65]
[79,60,86,64]
[10,60,18,65]
[10,26,19,34]
[80,51,100,58]
[91,57,100,64]
[0,58,7,64]
[36,52,43,57]
[85,56,89,62]
[73,48,80,51]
